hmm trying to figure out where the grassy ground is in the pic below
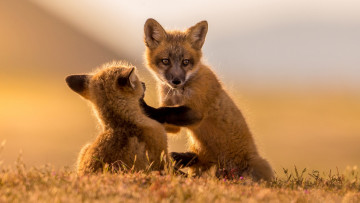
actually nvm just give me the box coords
[1,153,359,203]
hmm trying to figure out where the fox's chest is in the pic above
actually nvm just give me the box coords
[160,87,189,106]
[165,94,183,106]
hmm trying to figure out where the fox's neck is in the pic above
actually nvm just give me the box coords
[94,100,144,131]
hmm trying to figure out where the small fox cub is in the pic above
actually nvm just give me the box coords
[66,61,169,175]
[144,19,274,181]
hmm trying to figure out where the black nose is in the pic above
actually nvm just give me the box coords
[172,79,181,85]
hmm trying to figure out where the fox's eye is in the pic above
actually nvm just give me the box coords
[161,59,170,65]
[182,59,190,66]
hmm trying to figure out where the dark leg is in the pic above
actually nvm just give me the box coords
[170,152,199,168]
[140,98,202,126]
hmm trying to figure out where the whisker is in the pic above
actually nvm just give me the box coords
[164,87,173,100]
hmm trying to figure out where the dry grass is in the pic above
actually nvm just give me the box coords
[1,166,359,202]
[1,149,359,203]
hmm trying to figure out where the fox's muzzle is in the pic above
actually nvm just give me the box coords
[165,66,186,87]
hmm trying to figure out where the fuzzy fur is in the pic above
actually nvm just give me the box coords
[144,19,274,181]
[67,61,168,175]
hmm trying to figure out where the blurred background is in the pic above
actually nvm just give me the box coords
[1,0,359,172]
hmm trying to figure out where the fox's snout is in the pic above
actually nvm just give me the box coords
[171,79,182,86]
[165,67,186,87]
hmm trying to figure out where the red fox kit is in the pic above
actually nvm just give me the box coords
[144,19,274,181]
[66,61,169,175]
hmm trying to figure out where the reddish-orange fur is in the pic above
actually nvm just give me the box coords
[144,19,273,181]
[66,61,168,175]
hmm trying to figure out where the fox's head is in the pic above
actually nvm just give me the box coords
[66,62,145,106]
[144,18,208,88]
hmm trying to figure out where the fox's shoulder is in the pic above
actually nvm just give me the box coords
[185,64,221,94]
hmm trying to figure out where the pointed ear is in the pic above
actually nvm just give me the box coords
[127,67,137,89]
[65,74,89,97]
[118,67,137,89]
[187,21,208,50]
[144,18,167,49]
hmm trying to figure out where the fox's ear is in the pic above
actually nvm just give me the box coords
[66,74,89,98]
[144,18,166,49]
[187,21,208,50]
[118,67,137,89]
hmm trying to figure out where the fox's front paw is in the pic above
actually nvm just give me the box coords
[170,152,199,168]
